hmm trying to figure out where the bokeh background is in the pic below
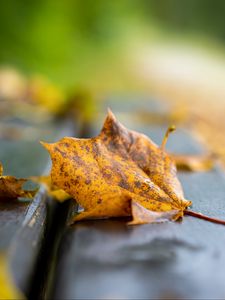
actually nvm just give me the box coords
[1,0,225,88]
[0,0,225,162]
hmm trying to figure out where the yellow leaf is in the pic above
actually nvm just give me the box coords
[0,162,35,200]
[0,254,24,299]
[42,110,191,225]
[173,153,214,172]
[30,175,71,202]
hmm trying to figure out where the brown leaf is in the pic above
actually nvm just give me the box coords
[42,110,192,225]
[173,153,214,172]
[128,201,181,225]
[0,162,35,200]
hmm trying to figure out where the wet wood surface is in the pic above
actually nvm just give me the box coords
[0,118,75,297]
[51,98,225,299]
[1,98,225,299]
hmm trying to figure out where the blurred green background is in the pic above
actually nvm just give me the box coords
[1,0,225,89]
[1,0,225,172]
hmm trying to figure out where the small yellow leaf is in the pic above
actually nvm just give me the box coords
[173,154,214,172]
[0,162,35,200]
[30,175,71,202]
[0,254,24,299]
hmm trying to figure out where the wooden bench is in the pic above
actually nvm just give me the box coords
[1,97,225,299]
[0,118,76,299]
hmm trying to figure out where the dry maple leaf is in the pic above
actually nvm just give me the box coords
[42,110,191,225]
[42,110,225,226]
[0,162,35,200]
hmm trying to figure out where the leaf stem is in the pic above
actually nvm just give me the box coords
[161,125,176,150]
[184,209,225,225]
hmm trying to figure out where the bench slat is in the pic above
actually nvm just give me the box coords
[51,100,225,299]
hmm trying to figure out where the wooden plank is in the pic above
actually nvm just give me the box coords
[0,118,76,298]
[51,101,225,299]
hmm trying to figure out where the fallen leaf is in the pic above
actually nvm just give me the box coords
[0,162,35,200]
[30,175,71,202]
[0,254,24,300]
[42,110,192,225]
[28,76,66,115]
[173,153,214,172]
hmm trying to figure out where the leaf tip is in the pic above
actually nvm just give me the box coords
[40,141,54,152]
[107,107,116,120]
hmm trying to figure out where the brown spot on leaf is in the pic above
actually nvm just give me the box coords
[85,179,91,185]
[55,147,67,158]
